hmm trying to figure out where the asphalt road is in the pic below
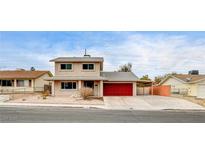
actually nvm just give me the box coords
[0,106,205,123]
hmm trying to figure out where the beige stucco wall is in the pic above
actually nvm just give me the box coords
[0,73,51,93]
[54,62,101,77]
[53,80,101,97]
[54,80,79,96]
[162,77,198,96]
[0,86,34,93]
[34,73,50,89]
[133,82,137,96]
[162,78,188,89]
[195,79,205,98]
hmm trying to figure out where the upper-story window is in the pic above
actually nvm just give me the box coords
[82,64,94,70]
[61,64,72,70]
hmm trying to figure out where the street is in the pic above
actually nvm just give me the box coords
[0,106,205,123]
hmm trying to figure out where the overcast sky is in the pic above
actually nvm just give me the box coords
[0,31,205,78]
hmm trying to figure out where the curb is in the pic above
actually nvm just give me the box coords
[0,102,106,109]
[0,102,204,111]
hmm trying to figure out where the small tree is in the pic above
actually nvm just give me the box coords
[118,63,132,72]
[80,87,93,99]
[154,72,177,84]
[140,75,151,81]
[30,67,36,71]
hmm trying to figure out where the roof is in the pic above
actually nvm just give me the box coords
[101,72,138,81]
[160,74,205,84]
[50,57,104,62]
[0,70,52,79]
[173,74,205,83]
[45,76,107,81]
[136,79,153,83]
[46,72,138,81]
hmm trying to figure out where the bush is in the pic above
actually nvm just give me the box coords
[42,90,50,99]
[80,87,93,99]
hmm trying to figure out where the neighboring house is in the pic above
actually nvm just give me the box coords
[159,73,205,99]
[46,55,138,97]
[0,70,52,93]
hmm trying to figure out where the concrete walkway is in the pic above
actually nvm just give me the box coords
[103,96,205,110]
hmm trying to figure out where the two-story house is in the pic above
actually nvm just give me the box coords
[46,55,138,97]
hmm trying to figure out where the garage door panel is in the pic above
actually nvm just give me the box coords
[103,83,133,96]
[197,84,205,99]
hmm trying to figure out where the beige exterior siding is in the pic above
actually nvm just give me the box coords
[54,80,79,96]
[162,78,187,89]
[50,58,138,97]
[162,77,205,97]
[53,80,102,97]
[55,62,101,77]
[34,73,50,91]
[0,86,34,93]
[0,73,51,93]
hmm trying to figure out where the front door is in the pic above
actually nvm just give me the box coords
[84,81,94,88]
[84,81,94,95]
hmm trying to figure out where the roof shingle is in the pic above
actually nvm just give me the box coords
[0,70,52,79]
[50,57,104,62]
[101,72,138,81]
[173,74,205,83]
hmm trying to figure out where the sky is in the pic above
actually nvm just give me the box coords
[0,31,205,78]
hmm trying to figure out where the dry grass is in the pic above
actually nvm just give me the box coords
[79,87,93,99]
[42,90,50,99]
[172,94,205,107]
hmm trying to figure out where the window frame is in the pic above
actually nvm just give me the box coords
[0,80,13,87]
[60,63,73,71]
[82,63,95,71]
[17,80,25,87]
[61,82,77,90]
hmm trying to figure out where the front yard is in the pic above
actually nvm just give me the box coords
[1,93,204,111]
[172,94,205,107]
[7,93,104,105]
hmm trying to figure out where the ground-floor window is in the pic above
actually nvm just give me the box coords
[61,82,77,89]
[84,81,94,88]
[0,80,13,87]
[17,80,30,87]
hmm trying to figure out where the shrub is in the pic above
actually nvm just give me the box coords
[42,90,50,99]
[80,87,93,99]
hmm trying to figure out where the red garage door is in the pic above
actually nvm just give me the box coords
[103,83,133,96]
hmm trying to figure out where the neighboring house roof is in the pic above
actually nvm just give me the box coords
[50,57,104,62]
[0,70,52,79]
[160,74,205,85]
[45,76,107,81]
[101,72,138,82]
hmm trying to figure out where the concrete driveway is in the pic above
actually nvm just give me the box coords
[103,96,205,110]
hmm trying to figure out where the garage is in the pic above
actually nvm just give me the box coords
[103,83,133,96]
[197,84,205,99]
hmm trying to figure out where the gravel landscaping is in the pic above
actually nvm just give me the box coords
[7,93,104,105]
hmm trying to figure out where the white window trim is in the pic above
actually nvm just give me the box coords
[82,63,95,72]
[60,63,73,72]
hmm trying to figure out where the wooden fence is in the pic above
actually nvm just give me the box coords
[151,85,171,96]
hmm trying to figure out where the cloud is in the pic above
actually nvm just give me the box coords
[86,33,205,78]
[1,32,205,78]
